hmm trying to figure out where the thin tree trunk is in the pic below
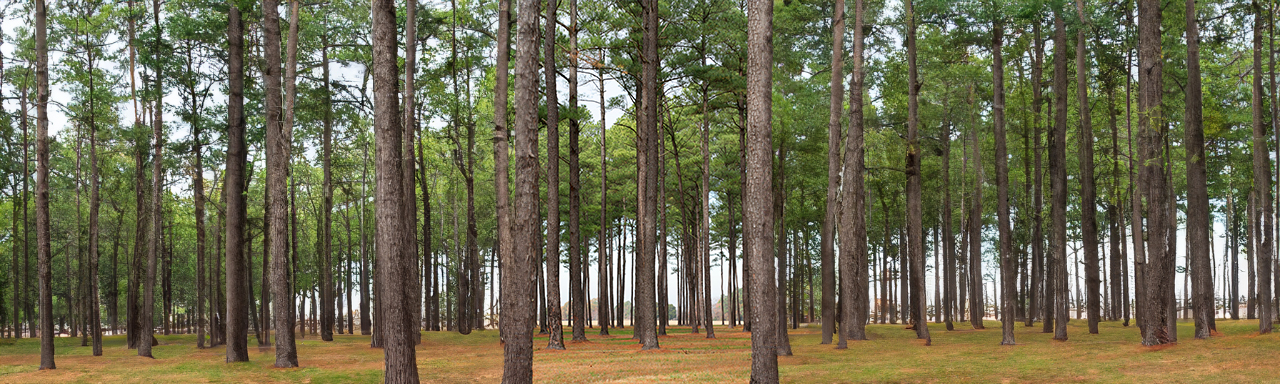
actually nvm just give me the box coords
[905,0,931,344]
[567,0,586,342]
[34,0,54,368]
[139,0,164,358]
[360,148,372,335]
[773,146,792,354]
[544,0,565,350]
[319,21,336,344]
[822,0,845,346]
[1230,190,1240,320]
[597,49,610,336]
[87,26,104,355]
[941,117,955,332]
[126,0,146,350]
[966,88,984,331]
[1108,86,1124,323]
[993,17,1015,345]
[403,0,422,344]
[1184,0,1213,339]
[1249,191,1257,320]
[223,1,249,361]
[1029,22,1045,329]
[1251,0,1273,335]
[1050,7,1070,341]
[1075,0,1101,336]
[448,0,473,337]
[699,28,716,341]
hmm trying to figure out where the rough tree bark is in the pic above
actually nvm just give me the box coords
[635,0,660,351]
[746,0,779,379]
[371,0,419,380]
[319,17,336,345]
[568,0,586,342]
[821,0,844,346]
[544,0,565,350]
[139,0,164,358]
[85,11,104,355]
[504,0,541,378]
[993,17,1014,345]
[493,0,513,341]
[906,0,931,343]
[1138,0,1175,345]
[223,0,249,362]
[264,0,299,367]
[1029,22,1045,329]
[402,0,422,343]
[838,0,868,346]
[1075,0,1101,336]
[449,0,475,336]
[1051,7,1069,342]
[34,0,54,369]
[1250,0,1273,336]
[966,86,983,332]
[1184,0,1213,339]
[597,48,610,336]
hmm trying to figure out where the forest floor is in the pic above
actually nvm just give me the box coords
[0,318,1277,383]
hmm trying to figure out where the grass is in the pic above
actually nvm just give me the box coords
[0,319,1276,383]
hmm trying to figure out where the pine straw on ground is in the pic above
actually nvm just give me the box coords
[0,319,1276,383]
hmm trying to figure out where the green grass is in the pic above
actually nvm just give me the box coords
[0,319,1276,383]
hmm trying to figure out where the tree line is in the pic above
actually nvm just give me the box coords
[0,0,1277,382]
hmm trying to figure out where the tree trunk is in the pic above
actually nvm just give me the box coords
[1050,7,1069,341]
[746,0,779,378]
[87,24,105,356]
[223,0,249,361]
[635,0,660,351]
[504,0,541,378]
[140,0,164,358]
[966,87,984,331]
[1138,0,1174,344]
[1108,87,1124,323]
[264,0,299,366]
[448,0,473,337]
[993,18,1015,345]
[699,31,716,342]
[822,0,845,346]
[1251,0,1273,335]
[544,0,565,350]
[1029,22,1045,329]
[597,48,610,336]
[34,0,54,368]
[371,0,418,380]
[320,21,336,344]
[905,0,931,344]
[360,149,372,335]
[1075,0,1101,336]
[402,0,423,344]
[1230,191,1240,320]
[773,145,792,354]
[1248,191,1257,320]
[1184,0,1212,339]
[941,117,955,333]
[126,0,147,351]
[567,0,586,342]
